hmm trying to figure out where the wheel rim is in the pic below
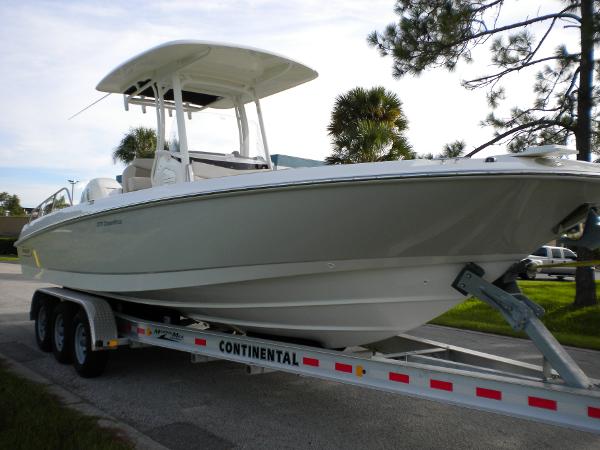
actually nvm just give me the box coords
[54,314,64,351]
[74,322,87,365]
[37,306,48,341]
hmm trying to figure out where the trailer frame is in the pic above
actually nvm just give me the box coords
[29,284,600,434]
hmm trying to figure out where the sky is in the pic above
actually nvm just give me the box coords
[0,0,579,207]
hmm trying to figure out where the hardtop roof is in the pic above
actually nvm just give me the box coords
[96,40,318,109]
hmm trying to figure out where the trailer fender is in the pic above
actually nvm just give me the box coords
[30,290,59,321]
[33,288,118,351]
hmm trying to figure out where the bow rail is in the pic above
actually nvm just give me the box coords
[30,188,73,222]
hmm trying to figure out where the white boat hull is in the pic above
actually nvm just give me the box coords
[17,159,600,347]
[94,258,515,347]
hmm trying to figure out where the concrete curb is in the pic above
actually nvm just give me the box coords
[0,351,169,450]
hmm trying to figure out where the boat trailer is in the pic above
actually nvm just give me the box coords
[29,263,600,434]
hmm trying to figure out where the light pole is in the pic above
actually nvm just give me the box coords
[67,179,79,205]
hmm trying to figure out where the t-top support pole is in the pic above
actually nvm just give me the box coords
[151,84,166,153]
[234,101,250,157]
[253,91,273,169]
[172,74,191,180]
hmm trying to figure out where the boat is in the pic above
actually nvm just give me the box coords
[16,40,600,348]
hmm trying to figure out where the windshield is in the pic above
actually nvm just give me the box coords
[166,110,266,163]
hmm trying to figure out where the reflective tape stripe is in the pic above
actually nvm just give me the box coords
[335,362,352,373]
[588,407,600,419]
[303,357,319,367]
[528,396,557,410]
[389,372,410,384]
[430,379,453,391]
[476,387,502,400]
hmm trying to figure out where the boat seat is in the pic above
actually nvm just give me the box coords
[122,158,154,192]
[127,177,152,192]
[192,160,268,180]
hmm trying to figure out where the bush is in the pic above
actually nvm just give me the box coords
[0,237,17,255]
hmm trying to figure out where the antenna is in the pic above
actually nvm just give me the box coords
[67,93,111,120]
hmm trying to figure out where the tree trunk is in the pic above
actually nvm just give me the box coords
[574,247,597,307]
[574,0,597,307]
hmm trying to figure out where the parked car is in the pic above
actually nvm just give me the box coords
[520,245,578,280]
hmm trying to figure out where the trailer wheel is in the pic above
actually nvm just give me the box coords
[51,302,75,364]
[72,309,108,378]
[35,300,54,352]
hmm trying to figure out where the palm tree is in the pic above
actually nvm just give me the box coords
[326,87,414,164]
[112,127,157,164]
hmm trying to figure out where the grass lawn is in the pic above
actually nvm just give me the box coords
[430,280,600,351]
[0,360,132,450]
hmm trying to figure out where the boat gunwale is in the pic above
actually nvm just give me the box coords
[16,170,600,246]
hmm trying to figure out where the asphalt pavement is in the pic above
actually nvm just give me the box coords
[1,262,600,450]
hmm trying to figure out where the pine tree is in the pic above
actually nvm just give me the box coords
[369,0,599,306]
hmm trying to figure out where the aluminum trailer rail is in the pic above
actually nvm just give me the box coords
[28,264,600,434]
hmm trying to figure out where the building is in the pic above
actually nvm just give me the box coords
[270,154,324,170]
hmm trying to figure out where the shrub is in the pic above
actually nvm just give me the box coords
[0,237,17,255]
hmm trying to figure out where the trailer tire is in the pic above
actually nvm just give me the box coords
[72,309,108,378]
[35,300,54,352]
[51,302,75,364]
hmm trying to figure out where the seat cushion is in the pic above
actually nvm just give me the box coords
[127,177,152,192]
[192,161,268,179]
